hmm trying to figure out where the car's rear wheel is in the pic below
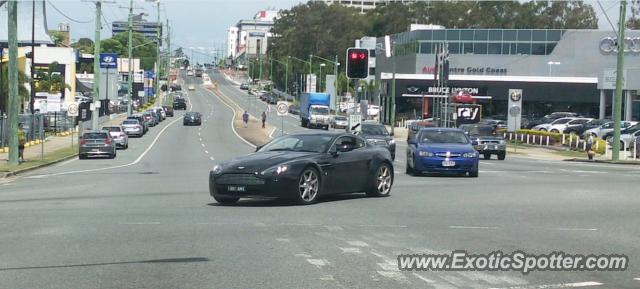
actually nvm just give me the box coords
[498,152,506,160]
[367,163,393,197]
[214,196,239,205]
[295,168,320,205]
[405,163,414,175]
[483,153,491,160]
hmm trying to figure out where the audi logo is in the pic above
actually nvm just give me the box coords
[599,37,640,54]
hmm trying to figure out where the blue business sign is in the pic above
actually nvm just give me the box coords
[99,53,118,69]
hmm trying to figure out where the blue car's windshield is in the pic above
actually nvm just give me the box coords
[419,131,470,144]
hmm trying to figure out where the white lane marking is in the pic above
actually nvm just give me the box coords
[551,228,598,231]
[347,240,369,247]
[488,281,603,289]
[634,278,640,281]
[205,89,256,148]
[339,247,361,254]
[198,127,201,131]
[198,132,201,136]
[324,225,343,231]
[209,156,215,161]
[269,127,277,138]
[412,273,435,284]
[204,150,209,154]
[306,259,329,267]
[25,113,184,178]
[120,222,161,225]
[201,143,205,147]
[295,253,312,258]
[319,275,335,281]
[358,224,408,228]
[275,238,290,242]
[449,225,499,230]
[480,161,497,165]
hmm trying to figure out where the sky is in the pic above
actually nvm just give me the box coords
[35,0,625,63]
[43,0,304,63]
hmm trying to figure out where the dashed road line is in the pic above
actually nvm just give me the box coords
[204,150,209,154]
[201,143,205,147]
[209,156,215,161]
[449,225,499,230]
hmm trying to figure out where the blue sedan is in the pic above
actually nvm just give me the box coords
[406,128,479,177]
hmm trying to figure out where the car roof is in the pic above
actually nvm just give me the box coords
[419,127,464,133]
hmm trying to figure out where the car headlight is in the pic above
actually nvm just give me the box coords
[418,151,434,157]
[388,139,396,145]
[212,165,223,174]
[463,152,478,158]
[261,165,289,175]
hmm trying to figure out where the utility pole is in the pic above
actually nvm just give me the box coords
[154,0,160,106]
[91,0,102,130]
[127,0,133,116]
[166,18,170,91]
[7,0,19,165]
[29,0,35,115]
[612,0,627,161]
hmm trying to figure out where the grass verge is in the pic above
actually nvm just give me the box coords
[0,146,77,173]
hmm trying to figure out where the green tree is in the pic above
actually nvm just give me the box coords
[100,38,125,55]
[628,0,640,29]
[0,65,30,113]
[48,30,68,47]
[35,62,70,93]
[71,38,94,54]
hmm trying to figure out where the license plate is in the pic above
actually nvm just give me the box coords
[228,186,246,192]
[442,160,456,167]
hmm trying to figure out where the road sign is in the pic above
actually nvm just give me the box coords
[99,53,118,69]
[67,102,79,117]
[46,94,62,112]
[276,101,289,116]
[348,114,362,133]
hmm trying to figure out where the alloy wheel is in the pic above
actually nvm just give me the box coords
[376,165,392,195]
[298,169,319,202]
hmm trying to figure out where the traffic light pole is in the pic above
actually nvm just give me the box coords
[390,57,396,135]
[155,0,160,106]
[612,0,626,161]
[92,0,102,130]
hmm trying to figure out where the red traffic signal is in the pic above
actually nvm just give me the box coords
[346,48,369,79]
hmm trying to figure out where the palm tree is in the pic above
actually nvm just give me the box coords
[35,62,70,94]
[0,64,30,114]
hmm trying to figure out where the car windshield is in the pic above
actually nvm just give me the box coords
[259,134,334,153]
[335,116,347,121]
[461,125,494,136]
[122,120,138,125]
[311,107,329,114]
[361,125,388,135]
[419,130,470,144]
[552,118,572,124]
[82,132,108,139]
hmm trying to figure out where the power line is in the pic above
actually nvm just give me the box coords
[47,0,94,23]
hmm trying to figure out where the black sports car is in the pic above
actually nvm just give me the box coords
[183,112,202,125]
[209,132,394,205]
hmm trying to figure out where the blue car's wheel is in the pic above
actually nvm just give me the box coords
[469,169,478,178]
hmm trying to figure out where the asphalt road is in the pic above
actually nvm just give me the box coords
[0,73,639,289]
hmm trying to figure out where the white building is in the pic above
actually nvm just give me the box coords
[227,10,279,63]
[227,26,239,58]
[315,0,423,11]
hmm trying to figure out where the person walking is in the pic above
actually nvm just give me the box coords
[17,123,26,163]
[261,111,267,129]
[242,110,249,128]
[586,133,595,161]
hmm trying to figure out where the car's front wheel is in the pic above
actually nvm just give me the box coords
[469,169,479,177]
[498,152,506,160]
[483,153,491,160]
[367,163,393,197]
[295,167,320,205]
[214,196,239,205]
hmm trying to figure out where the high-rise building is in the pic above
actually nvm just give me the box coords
[227,10,279,63]
[314,0,423,11]
[112,15,162,45]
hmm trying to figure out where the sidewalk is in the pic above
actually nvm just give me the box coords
[0,113,128,176]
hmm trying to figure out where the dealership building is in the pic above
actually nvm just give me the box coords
[375,28,640,123]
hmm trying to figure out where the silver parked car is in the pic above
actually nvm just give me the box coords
[79,130,117,159]
[121,119,144,137]
[102,126,129,149]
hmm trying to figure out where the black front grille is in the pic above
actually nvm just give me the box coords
[216,174,265,185]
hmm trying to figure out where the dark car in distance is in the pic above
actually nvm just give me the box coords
[183,112,202,126]
[288,104,300,115]
[173,98,187,110]
[357,122,396,160]
[162,105,174,117]
[407,121,436,142]
[209,132,394,205]
[459,124,506,160]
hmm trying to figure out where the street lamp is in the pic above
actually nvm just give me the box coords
[547,61,561,76]
[319,63,326,92]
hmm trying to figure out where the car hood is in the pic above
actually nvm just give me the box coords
[417,143,474,152]
[220,151,318,173]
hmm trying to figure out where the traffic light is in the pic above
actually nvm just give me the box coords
[346,48,369,79]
